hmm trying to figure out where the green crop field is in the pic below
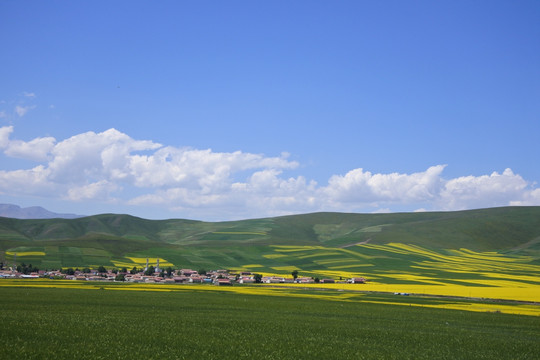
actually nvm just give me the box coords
[1,281,539,360]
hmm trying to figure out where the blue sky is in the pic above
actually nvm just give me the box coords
[1,1,539,220]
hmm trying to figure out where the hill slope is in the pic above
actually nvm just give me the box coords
[1,207,539,277]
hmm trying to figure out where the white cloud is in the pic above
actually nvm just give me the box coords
[15,105,35,117]
[0,110,6,118]
[5,136,56,161]
[23,92,36,98]
[1,125,539,219]
[0,165,54,196]
[1,126,55,161]
[438,168,529,210]
[67,180,119,201]
[0,126,14,148]
[126,146,295,191]
[47,128,161,184]
[322,165,445,205]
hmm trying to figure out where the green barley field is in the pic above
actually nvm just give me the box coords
[1,282,539,360]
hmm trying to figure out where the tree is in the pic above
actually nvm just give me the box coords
[291,270,298,280]
[121,267,128,274]
[97,265,107,274]
[314,277,320,283]
[144,265,155,276]
[130,266,139,274]
[82,267,91,273]
[198,269,207,275]
[115,273,125,282]
[166,267,173,277]
[17,263,39,274]
[254,273,263,283]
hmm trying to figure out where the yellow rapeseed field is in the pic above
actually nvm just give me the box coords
[5,251,46,256]
[125,257,174,267]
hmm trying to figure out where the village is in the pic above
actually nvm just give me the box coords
[0,259,367,285]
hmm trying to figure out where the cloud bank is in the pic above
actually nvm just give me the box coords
[0,126,538,220]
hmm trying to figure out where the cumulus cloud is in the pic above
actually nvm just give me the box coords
[67,180,120,201]
[127,146,296,191]
[5,136,56,161]
[47,128,161,184]
[438,169,529,210]
[0,125,539,219]
[0,165,54,196]
[323,165,445,205]
[0,127,298,209]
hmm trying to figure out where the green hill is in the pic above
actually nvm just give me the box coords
[1,207,539,280]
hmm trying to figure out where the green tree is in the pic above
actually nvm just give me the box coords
[82,268,91,273]
[254,273,263,283]
[314,277,320,283]
[144,265,155,276]
[198,269,207,275]
[97,265,107,274]
[115,273,125,282]
[24,264,39,274]
[292,270,298,279]
[23,264,32,274]
[166,267,173,276]
[130,266,139,274]
[121,267,128,273]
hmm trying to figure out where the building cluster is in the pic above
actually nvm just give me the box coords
[0,265,366,285]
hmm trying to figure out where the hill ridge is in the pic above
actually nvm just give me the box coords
[1,206,539,272]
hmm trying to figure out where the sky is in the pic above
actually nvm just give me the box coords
[0,1,539,221]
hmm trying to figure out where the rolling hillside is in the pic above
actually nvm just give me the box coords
[1,207,539,282]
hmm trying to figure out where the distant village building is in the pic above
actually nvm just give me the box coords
[348,277,366,284]
[214,278,232,286]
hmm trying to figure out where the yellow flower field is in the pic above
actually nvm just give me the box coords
[111,257,175,268]
[5,251,46,256]
[270,282,540,303]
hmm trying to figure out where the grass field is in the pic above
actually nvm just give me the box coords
[0,280,539,360]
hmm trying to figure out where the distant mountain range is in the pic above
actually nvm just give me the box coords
[0,203,83,219]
